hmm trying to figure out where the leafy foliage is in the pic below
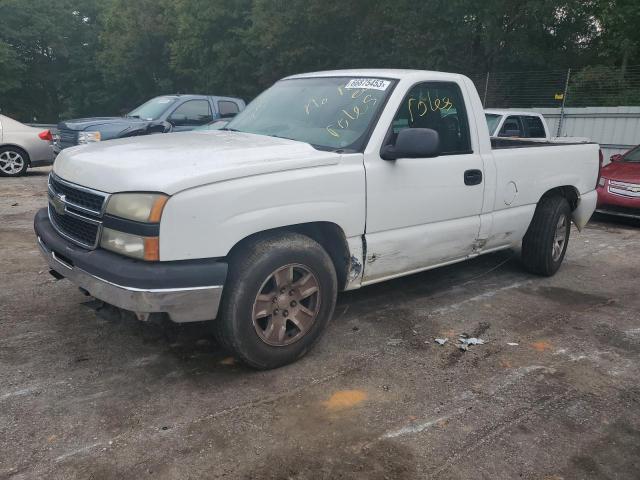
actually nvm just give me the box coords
[0,0,637,122]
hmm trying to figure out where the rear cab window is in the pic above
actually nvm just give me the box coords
[499,116,523,137]
[218,100,240,118]
[522,115,546,138]
[389,81,472,155]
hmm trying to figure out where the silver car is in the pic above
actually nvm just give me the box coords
[0,114,55,177]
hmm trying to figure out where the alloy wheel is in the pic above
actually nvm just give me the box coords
[0,151,25,175]
[552,214,568,261]
[252,263,321,346]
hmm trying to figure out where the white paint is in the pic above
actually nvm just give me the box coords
[486,365,555,395]
[0,386,39,401]
[382,414,451,439]
[432,281,527,315]
[625,328,640,338]
[55,442,103,462]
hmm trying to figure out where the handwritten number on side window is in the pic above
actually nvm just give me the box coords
[407,93,454,123]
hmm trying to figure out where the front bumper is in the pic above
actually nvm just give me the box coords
[596,182,640,219]
[34,208,227,322]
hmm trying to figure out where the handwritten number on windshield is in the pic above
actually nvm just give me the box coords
[326,93,379,138]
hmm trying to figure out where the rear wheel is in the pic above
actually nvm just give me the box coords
[215,232,338,369]
[521,195,571,276]
[0,147,29,177]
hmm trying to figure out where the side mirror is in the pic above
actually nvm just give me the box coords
[610,154,622,162]
[381,128,440,161]
[168,114,187,127]
[147,121,173,134]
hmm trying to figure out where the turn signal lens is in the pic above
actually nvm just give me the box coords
[144,237,160,261]
[148,196,168,223]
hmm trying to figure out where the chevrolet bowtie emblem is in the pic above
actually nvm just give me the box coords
[52,194,66,215]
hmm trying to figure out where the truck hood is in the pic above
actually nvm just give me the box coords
[53,130,341,194]
[58,117,149,131]
[601,161,640,184]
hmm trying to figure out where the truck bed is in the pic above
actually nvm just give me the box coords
[491,137,596,149]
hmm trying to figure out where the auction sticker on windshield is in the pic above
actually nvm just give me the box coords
[344,78,390,90]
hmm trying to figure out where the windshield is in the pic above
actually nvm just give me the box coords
[485,113,501,135]
[128,96,178,120]
[623,146,640,162]
[226,77,394,150]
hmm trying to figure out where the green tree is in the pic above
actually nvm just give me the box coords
[170,0,254,98]
[0,0,105,122]
[595,0,640,70]
[97,0,176,114]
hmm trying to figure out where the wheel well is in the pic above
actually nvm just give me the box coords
[540,185,579,211]
[0,144,31,164]
[227,222,352,291]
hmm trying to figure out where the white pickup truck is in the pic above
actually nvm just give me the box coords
[35,69,599,369]
[484,109,590,143]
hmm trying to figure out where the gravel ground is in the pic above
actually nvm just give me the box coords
[1,167,640,479]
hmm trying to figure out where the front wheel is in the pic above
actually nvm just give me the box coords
[215,232,338,369]
[521,195,571,276]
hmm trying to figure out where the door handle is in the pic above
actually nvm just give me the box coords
[464,169,483,186]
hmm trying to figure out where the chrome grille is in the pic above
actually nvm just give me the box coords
[49,205,101,248]
[49,173,107,215]
[608,180,640,198]
[47,174,109,249]
[56,127,78,149]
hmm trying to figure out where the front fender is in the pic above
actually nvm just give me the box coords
[158,156,366,261]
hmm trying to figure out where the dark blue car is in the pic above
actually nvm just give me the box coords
[54,94,246,152]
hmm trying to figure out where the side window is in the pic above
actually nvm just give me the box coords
[499,116,523,137]
[218,100,240,118]
[523,116,546,138]
[169,100,213,126]
[390,82,471,155]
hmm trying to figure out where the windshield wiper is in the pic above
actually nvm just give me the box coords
[222,127,240,132]
[126,114,140,119]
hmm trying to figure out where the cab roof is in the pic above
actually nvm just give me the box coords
[284,69,469,82]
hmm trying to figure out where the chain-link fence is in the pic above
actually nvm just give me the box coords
[469,65,640,109]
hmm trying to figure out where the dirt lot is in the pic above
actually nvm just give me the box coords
[1,167,640,480]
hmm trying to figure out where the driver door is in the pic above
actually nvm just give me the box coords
[362,81,485,283]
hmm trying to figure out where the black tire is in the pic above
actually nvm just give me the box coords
[521,194,571,276]
[215,232,338,369]
[0,146,29,177]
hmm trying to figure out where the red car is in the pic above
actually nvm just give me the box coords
[596,145,640,219]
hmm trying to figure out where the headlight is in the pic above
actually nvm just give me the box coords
[100,228,159,261]
[101,193,168,260]
[105,193,168,222]
[598,177,606,187]
[78,131,101,144]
